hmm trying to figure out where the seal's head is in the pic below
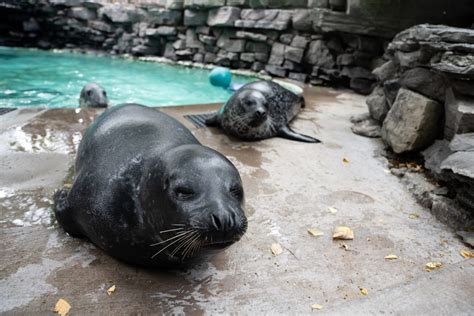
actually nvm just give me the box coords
[143,144,247,262]
[79,83,109,108]
[222,89,273,140]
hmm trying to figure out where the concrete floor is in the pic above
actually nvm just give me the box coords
[0,86,472,315]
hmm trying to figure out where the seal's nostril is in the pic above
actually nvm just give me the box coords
[211,214,222,231]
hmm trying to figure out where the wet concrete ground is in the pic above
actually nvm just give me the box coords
[0,86,473,315]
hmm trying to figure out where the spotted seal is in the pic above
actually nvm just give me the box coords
[79,83,109,108]
[205,80,321,143]
[54,104,247,267]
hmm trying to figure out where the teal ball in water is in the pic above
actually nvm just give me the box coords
[209,67,232,88]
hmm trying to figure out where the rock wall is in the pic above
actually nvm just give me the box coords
[352,24,474,226]
[1,0,472,94]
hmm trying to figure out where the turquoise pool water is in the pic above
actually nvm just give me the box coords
[0,47,253,108]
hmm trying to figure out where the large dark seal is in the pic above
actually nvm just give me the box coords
[205,80,321,143]
[79,83,109,108]
[54,104,247,267]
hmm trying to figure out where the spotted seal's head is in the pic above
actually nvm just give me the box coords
[222,89,274,139]
[142,144,247,262]
[79,83,109,108]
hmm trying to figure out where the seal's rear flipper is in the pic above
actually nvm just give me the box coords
[278,126,321,143]
[53,189,83,237]
[205,113,220,127]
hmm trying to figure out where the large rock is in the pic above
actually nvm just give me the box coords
[235,31,267,42]
[207,6,241,26]
[148,8,182,25]
[246,41,270,54]
[292,9,312,31]
[284,46,304,63]
[227,0,248,5]
[248,0,306,7]
[99,4,144,24]
[367,86,389,122]
[372,60,398,82]
[268,42,285,66]
[304,40,335,68]
[184,0,226,8]
[186,28,204,49]
[422,140,452,176]
[183,9,208,26]
[382,88,443,153]
[235,9,292,31]
[69,7,96,20]
[444,88,474,140]
[400,68,448,102]
[217,33,246,52]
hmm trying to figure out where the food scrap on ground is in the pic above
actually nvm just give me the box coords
[311,304,323,310]
[308,228,324,237]
[425,262,443,272]
[384,254,398,260]
[54,299,71,316]
[271,243,283,256]
[332,226,354,240]
[107,285,116,296]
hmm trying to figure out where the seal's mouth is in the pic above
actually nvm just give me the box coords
[203,237,240,249]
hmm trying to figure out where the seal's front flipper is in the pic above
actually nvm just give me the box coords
[53,189,83,237]
[278,126,321,143]
[205,113,220,127]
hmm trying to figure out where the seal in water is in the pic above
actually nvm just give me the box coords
[53,104,247,267]
[79,83,109,108]
[205,80,320,143]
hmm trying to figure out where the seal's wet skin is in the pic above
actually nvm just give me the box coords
[206,80,321,143]
[53,104,247,268]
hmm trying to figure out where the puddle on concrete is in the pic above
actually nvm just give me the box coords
[0,190,55,228]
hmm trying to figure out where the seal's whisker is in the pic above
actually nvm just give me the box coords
[159,227,184,234]
[151,232,192,259]
[182,232,201,259]
[171,231,198,257]
[171,224,186,227]
[182,233,200,259]
[150,230,190,246]
[191,239,203,257]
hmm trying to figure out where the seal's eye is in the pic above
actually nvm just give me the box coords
[229,185,243,200]
[87,90,92,97]
[103,91,107,97]
[174,187,195,200]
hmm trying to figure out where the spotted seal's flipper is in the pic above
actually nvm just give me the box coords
[53,189,83,237]
[278,126,321,143]
[205,113,221,127]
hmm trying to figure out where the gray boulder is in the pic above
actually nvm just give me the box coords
[367,86,389,122]
[207,6,240,26]
[184,9,208,26]
[291,35,309,49]
[235,31,267,42]
[148,8,182,25]
[268,42,285,66]
[444,88,474,140]
[399,67,447,102]
[217,33,246,53]
[284,46,304,63]
[99,4,144,24]
[184,0,225,8]
[69,7,96,20]
[372,60,398,82]
[382,88,443,153]
[422,140,452,176]
[351,117,382,138]
[292,9,312,31]
[235,9,292,31]
[304,40,335,68]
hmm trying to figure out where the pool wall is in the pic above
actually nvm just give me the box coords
[1,0,472,95]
